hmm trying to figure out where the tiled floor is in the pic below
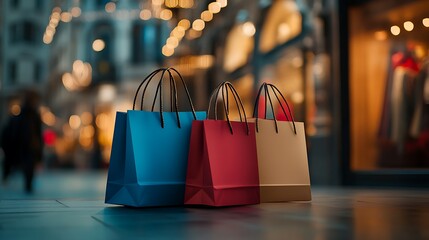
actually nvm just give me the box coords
[1,171,429,239]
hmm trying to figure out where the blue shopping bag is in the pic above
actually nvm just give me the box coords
[105,68,206,207]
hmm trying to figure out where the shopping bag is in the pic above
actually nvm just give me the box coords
[105,68,206,207]
[250,83,311,202]
[105,111,127,203]
[185,81,260,207]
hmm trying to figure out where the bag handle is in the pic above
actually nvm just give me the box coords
[252,83,296,134]
[150,69,180,128]
[207,81,249,135]
[132,68,166,110]
[134,68,197,128]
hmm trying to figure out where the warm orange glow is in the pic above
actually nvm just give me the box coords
[242,22,256,37]
[166,37,179,48]
[96,113,109,129]
[192,19,205,31]
[48,21,57,28]
[193,55,214,69]
[165,0,179,8]
[152,0,164,6]
[140,9,152,20]
[179,0,194,8]
[160,9,173,20]
[390,25,400,36]
[51,12,61,20]
[187,29,202,39]
[105,2,116,13]
[178,19,191,29]
[81,112,93,125]
[50,16,60,26]
[60,12,72,22]
[172,27,186,38]
[374,30,387,41]
[69,115,81,130]
[11,104,21,116]
[208,2,221,14]
[43,34,53,44]
[71,7,81,17]
[81,125,95,138]
[423,18,429,27]
[92,39,105,52]
[52,7,61,13]
[79,125,94,149]
[73,60,84,74]
[403,21,414,31]
[217,0,227,8]
[162,46,174,57]
[45,27,56,37]
[62,73,77,91]
[201,11,213,22]
[40,106,57,126]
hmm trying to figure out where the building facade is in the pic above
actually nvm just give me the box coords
[0,0,51,123]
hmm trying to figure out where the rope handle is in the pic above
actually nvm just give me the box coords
[252,83,296,134]
[207,81,249,135]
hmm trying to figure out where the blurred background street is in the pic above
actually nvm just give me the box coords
[1,0,429,238]
[0,0,428,187]
[0,169,106,199]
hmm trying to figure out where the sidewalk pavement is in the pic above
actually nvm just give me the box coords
[1,170,429,239]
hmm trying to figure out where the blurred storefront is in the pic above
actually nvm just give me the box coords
[167,0,341,185]
[2,0,428,186]
[340,0,429,185]
[0,0,342,185]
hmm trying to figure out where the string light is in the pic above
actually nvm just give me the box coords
[423,18,429,27]
[162,1,227,56]
[166,37,179,48]
[162,46,174,57]
[71,7,81,17]
[390,25,400,36]
[201,11,213,22]
[140,9,152,20]
[217,0,227,8]
[242,21,256,37]
[179,0,194,8]
[105,2,116,13]
[160,9,173,20]
[403,21,414,31]
[192,19,205,31]
[92,39,105,52]
[178,19,191,29]
[208,2,221,14]
[165,0,179,8]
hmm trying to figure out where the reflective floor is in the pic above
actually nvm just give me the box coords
[0,171,428,239]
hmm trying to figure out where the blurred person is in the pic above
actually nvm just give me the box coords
[1,115,20,184]
[1,91,44,193]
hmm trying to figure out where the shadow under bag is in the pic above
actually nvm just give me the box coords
[105,68,206,207]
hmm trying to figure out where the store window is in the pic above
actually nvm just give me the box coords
[132,22,163,64]
[349,0,429,170]
[90,22,116,83]
[217,0,337,184]
[8,61,17,85]
[259,0,302,53]
[10,0,19,9]
[223,23,254,73]
[9,21,37,44]
[34,61,42,83]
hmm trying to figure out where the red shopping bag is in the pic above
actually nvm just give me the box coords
[185,82,260,206]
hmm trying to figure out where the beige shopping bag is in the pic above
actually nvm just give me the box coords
[250,83,311,202]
